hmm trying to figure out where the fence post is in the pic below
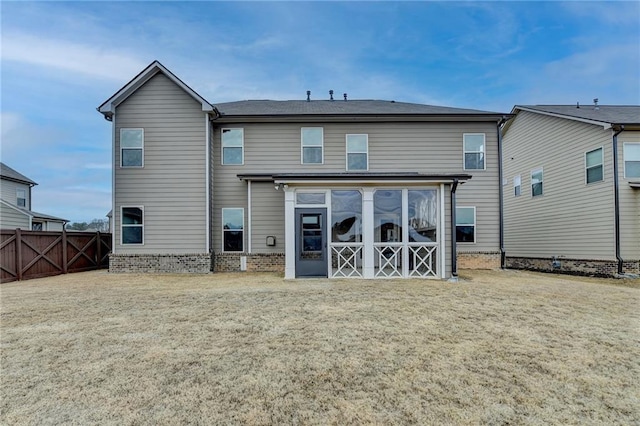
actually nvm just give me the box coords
[96,231,102,268]
[15,228,22,281]
[62,228,68,274]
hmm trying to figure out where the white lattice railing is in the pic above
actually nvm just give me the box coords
[408,244,438,278]
[330,244,363,278]
[374,243,403,278]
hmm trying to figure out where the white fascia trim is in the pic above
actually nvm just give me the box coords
[273,179,464,186]
[514,106,612,130]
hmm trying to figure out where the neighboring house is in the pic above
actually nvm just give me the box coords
[98,61,509,279]
[0,162,68,231]
[502,104,640,276]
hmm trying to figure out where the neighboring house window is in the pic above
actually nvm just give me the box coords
[456,206,476,243]
[531,168,543,197]
[346,134,368,171]
[463,134,485,170]
[16,189,26,207]
[120,129,144,167]
[32,222,43,231]
[121,207,143,244]
[513,175,521,196]
[301,127,323,164]
[585,147,604,184]
[624,143,640,178]
[222,128,244,165]
[222,208,244,252]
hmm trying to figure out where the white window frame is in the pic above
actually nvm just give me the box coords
[346,134,369,171]
[222,208,244,252]
[513,175,521,197]
[585,147,604,184]
[120,128,144,168]
[221,128,244,165]
[463,133,486,171]
[455,206,476,244]
[531,167,544,197]
[623,143,640,179]
[121,206,144,245]
[16,189,26,207]
[301,127,324,165]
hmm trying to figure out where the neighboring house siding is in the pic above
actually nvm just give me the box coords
[503,111,615,260]
[618,131,640,260]
[0,203,30,229]
[45,221,64,232]
[211,121,499,256]
[114,73,207,254]
[1,180,30,208]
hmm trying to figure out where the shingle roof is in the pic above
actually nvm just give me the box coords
[216,100,503,116]
[0,162,37,185]
[517,105,640,125]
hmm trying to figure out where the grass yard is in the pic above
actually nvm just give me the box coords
[1,270,639,425]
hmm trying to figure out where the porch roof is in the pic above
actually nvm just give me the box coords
[238,172,472,184]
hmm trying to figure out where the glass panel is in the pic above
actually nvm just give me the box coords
[302,128,323,146]
[301,214,322,253]
[122,149,142,167]
[331,190,362,243]
[456,207,474,225]
[223,147,243,164]
[465,152,484,169]
[464,134,485,152]
[456,225,475,243]
[224,231,243,251]
[121,129,142,148]
[532,182,543,196]
[122,208,143,225]
[408,190,437,242]
[374,190,402,243]
[303,147,322,164]
[587,165,603,183]
[222,129,243,147]
[625,144,640,161]
[346,135,367,152]
[586,148,603,167]
[515,186,521,196]
[122,226,143,244]
[297,192,326,205]
[223,209,243,230]
[347,153,367,170]
[531,170,543,195]
[625,161,640,178]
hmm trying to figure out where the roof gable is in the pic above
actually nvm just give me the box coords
[0,162,37,186]
[97,60,215,119]
[505,105,640,132]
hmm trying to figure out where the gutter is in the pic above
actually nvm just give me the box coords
[450,179,459,280]
[612,125,625,274]
[497,116,509,268]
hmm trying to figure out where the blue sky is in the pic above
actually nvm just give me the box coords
[1,1,639,224]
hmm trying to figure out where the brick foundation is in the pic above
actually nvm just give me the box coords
[213,252,285,273]
[506,256,640,277]
[458,252,501,269]
[109,253,212,273]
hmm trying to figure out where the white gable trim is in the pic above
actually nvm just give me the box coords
[98,60,215,117]
[511,106,613,130]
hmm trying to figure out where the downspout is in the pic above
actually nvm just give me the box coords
[450,179,459,280]
[612,125,624,274]
[497,116,508,269]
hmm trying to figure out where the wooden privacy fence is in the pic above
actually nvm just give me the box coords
[0,229,112,283]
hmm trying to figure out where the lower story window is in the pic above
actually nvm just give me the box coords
[122,207,143,244]
[456,206,476,243]
[222,208,244,252]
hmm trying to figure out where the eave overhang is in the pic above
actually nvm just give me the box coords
[504,106,621,133]
[238,172,472,185]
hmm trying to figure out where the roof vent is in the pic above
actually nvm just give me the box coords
[593,98,599,110]
[576,102,580,109]
[329,90,334,101]
[306,90,311,102]
[343,93,348,101]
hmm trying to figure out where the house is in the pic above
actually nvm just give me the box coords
[502,103,640,276]
[98,61,509,279]
[0,162,68,231]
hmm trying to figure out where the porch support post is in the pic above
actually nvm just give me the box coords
[362,188,375,279]
[450,179,459,281]
[439,183,446,279]
[284,187,295,279]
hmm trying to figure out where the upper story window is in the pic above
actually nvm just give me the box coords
[463,134,485,170]
[624,143,640,178]
[513,175,521,196]
[222,128,244,165]
[301,127,323,164]
[120,129,144,167]
[585,147,604,184]
[121,206,143,245]
[531,168,543,197]
[16,189,26,207]
[222,208,244,251]
[455,206,476,243]
[346,134,368,171]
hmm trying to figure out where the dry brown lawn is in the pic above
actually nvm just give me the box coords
[1,270,639,425]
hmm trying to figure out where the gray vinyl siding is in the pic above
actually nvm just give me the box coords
[619,132,640,260]
[503,111,616,260]
[114,73,207,254]
[250,182,285,254]
[0,203,30,229]
[211,121,499,258]
[1,180,30,209]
